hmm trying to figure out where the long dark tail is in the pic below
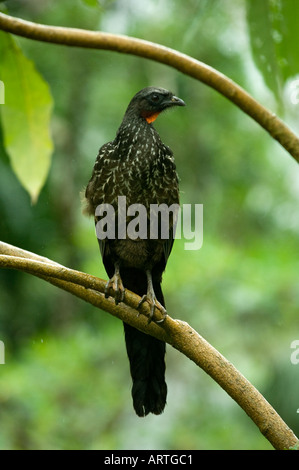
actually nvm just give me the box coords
[121,268,167,417]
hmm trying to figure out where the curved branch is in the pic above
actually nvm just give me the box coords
[0,12,299,162]
[0,241,298,450]
[0,12,298,449]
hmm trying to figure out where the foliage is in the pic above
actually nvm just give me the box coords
[246,0,299,105]
[0,31,53,203]
[0,0,299,450]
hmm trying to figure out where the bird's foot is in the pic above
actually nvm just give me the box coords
[138,293,167,324]
[105,273,125,305]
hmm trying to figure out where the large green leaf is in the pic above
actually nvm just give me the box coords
[0,31,53,203]
[271,0,299,82]
[246,0,299,105]
[246,0,282,102]
[81,0,100,7]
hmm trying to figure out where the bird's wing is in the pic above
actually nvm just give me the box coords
[85,141,120,261]
[163,202,179,264]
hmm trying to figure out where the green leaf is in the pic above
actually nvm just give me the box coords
[246,0,299,105]
[81,0,100,7]
[246,0,282,102]
[270,0,299,82]
[0,31,53,203]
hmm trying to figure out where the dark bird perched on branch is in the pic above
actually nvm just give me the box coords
[84,86,185,416]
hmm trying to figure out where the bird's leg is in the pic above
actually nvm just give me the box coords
[105,262,125,305]
[138,270,167,324]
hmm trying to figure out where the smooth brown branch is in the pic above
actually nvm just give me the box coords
[0,12,299,163]
[0,241,298,450]
[0,241,167,334]
[163,319,299,451]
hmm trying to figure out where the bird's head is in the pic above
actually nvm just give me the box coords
[126,87,185,124]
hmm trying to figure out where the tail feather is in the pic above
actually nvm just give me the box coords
[124,323,167,416]
[121,268,167,416]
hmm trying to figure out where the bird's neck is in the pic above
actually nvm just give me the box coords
[114,114,162,159]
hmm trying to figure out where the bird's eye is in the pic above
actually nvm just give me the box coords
[150,94,161,103]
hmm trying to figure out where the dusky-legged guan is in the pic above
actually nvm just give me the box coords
[84,87,185,416]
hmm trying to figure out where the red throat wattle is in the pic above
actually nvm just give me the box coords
[145,111,161,124]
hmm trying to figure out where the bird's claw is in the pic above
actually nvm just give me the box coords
[137,294,167,324]
[105,274,125,305]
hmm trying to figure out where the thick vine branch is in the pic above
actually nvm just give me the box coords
[0,12,298,450]
[0,241,298,450]
[0,12,299,162]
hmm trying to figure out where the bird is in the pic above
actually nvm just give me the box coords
[84,86,185,416]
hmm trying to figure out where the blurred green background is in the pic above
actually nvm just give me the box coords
[0,0,299,450]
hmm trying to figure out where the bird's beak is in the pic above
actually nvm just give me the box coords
[171,95,186,107]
